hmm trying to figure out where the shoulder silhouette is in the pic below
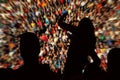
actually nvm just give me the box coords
[107,48,120,80]
[13,32,57,80]
[83,63,107,80]
[58,12,101,80]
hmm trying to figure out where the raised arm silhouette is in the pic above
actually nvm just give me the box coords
[58,12,101,80]
[13,32,58,80]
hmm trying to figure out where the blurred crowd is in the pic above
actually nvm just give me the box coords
[0,0,120,74]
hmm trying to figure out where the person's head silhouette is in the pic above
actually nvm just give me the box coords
[78,17,96,50]
[107,48,120,80]
[19,32,40,66]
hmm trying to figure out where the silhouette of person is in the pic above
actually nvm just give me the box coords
[13,32,58,80]
[58,12,101,80]
[107,48,120,80]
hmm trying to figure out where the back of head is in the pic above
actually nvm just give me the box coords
[20,32,40,59]
[78,17,96,50]
[107,48,120,79]
[78,17,93,28]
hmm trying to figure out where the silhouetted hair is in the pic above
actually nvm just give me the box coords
[20,32,40,58]
[107,48,120,80]
[78,18,96,50]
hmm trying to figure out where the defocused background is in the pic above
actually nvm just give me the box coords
[0,0,120,74]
